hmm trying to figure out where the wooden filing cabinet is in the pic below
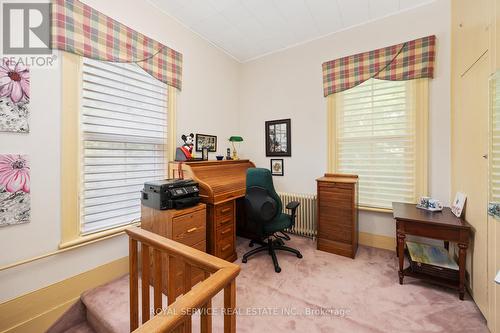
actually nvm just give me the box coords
[316,173,358,258]
[141,203,206,298]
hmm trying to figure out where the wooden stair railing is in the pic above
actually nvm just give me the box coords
[126,227,240,333]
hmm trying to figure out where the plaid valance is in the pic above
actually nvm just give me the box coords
[51,0,182,90]
[322,35,436,97]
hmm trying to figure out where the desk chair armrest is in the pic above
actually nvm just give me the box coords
[286,201,300,210]
[286,201,300,225]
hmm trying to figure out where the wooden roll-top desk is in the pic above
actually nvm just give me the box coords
[169,160,255,262]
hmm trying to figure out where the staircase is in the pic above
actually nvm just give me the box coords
[47,228,240,333]
[46,275,133,333]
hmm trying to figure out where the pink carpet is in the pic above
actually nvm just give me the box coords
[204,236,488,332]
[48,235,489,333]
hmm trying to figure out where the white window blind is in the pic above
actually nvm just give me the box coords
[490,73,500,203]
[334,78,418,209]
[81,58,168,234]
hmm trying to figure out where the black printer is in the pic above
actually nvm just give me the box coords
[141,179,200,210]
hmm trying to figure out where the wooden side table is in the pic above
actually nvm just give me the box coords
[392,202,471,300]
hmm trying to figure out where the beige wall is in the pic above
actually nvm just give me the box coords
[238,0,451,238]
[0,0,240,303]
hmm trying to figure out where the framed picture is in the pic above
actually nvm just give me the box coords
[270,159,284,176]
[0,61,30,133]
[195,134,217,152]
[451,192,467,217]
[265,119,291,157]
[0,154,30,227]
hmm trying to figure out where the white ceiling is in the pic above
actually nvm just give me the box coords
[149,0,435,62]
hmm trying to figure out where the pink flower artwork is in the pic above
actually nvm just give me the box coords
[0,60,30,103]
[0,154,30,193]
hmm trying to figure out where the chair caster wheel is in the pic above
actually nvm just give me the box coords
[242,258,248,263]
[275,267,281,273]
[297,253,303,259]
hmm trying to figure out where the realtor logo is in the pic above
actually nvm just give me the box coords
[2,3,51,54]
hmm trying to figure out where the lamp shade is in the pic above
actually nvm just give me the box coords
[229,136,243,142]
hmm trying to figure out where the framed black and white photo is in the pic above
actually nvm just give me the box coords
[265,119,291,157]
[195,134,217,152]
[270,159,284,176]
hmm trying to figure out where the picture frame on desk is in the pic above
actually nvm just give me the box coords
[195,133,217,152]
[451,192,467,217]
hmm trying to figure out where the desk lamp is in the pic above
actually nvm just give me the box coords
[228,136,243,160]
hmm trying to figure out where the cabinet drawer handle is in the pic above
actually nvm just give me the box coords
[222,244,231,251]
[221,208,231,213]
[221,228,231,235]
[187,227,197,233]
[221,216,232,224]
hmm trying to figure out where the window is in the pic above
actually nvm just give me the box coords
[80,58,168,234]
[328,78,428,210]
[60,52,176,247]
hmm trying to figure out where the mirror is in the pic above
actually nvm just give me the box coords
[488,71,500,218]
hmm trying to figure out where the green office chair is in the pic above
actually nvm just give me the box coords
[242,168,303,273]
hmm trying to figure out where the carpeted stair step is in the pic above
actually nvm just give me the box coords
[46,300,96,333]
[64,322,97,333]
[81,275,130,333]
[81,274,170,333]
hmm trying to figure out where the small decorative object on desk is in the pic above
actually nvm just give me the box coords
[270,159,284,176]
[175,133,195,161]
[202,147,209,160]
[216,154,224,160]
[226,148,232,160]
[488,202,500,218]
[416,196,443,211]
[451,192,467,217]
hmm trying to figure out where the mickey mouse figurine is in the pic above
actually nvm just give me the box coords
[175,133,195,161]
